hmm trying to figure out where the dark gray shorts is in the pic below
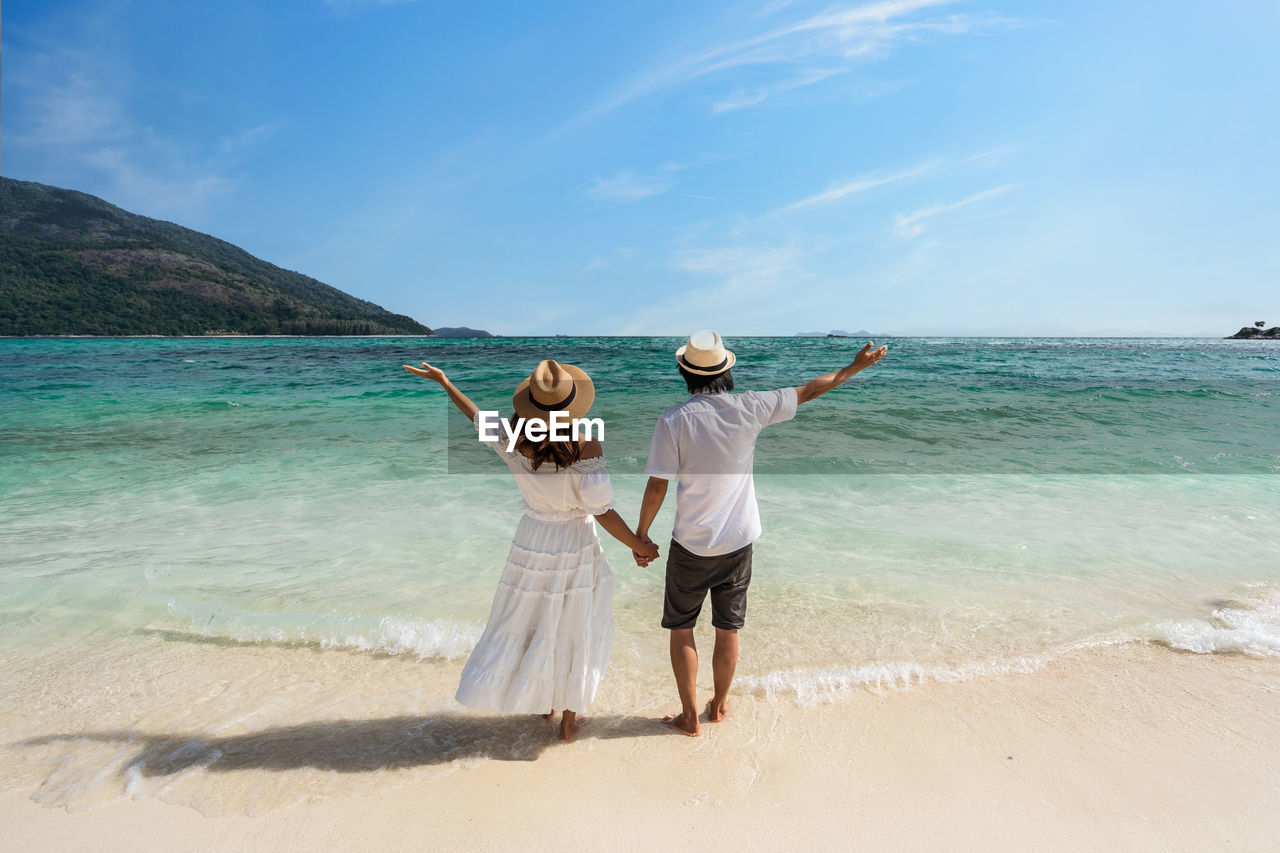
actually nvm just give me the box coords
[661,539,753,631]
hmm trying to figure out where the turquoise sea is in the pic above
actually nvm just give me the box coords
[2,335,1278,811]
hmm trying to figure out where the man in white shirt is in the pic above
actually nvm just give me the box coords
[636,329,887,736]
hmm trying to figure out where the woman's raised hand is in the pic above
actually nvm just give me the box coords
[405,362,480,420]
[403,362,447,384]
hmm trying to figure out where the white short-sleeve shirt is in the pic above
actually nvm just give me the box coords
[644,388,798,556]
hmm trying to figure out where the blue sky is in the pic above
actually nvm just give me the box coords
[4,0,1278,335]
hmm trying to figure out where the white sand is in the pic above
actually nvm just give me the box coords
[3,642,1278,851]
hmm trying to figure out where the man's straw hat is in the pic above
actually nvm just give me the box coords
[675,329,736,376]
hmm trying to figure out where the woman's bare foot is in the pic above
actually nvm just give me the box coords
[541,710,556,721]
[661,710,702,737]
[706,697,729,722]
[559,711,587,742]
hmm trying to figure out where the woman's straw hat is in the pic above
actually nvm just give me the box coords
[512,359,596,421]
[675,329,736,376]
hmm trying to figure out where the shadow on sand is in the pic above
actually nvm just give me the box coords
[18,712,671,778]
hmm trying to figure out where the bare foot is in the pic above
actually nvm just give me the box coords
[661,710,702,737]
[559,711,588,742]
[541,710,556,721]
[706,698,729,723]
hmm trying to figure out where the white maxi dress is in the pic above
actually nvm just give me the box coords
[455,413,616,714]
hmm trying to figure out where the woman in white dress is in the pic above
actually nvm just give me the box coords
[403,357,658,741]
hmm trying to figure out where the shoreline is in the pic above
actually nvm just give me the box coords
[4,642,1277,851]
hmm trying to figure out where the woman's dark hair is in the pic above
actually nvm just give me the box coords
[509,415,585,471]
[679,366,734,395]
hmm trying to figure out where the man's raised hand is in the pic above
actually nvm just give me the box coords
[796,341,889,404]
[853,342,888,371]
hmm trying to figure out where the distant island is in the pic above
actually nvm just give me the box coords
[1227,321,1280,339]
[433,327,494,338]
[795,329,874,338]
[0,177,432,336]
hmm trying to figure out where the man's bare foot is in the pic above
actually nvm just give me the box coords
[661,710,702,737]
[706,697,729,722]
[559,711,587,742]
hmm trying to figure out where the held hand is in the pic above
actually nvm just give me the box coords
[633,535,659,566]
[852,342,888,371]
[402,361,447,384]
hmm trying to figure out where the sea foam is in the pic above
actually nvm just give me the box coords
[742,590,1280,704]
[1144,590,1280,656]
[739,657,1043,704]
[167,599,481,660]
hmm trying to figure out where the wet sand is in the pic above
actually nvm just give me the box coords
[3,642,1278,851]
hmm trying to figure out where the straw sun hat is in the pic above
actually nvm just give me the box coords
[675,329,736,376]
[512,359,596,421]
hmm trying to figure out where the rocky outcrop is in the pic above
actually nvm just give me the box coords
[1227,326,1280,339]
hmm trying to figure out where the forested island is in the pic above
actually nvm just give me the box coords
[0,177,432,336]
[433,327,494,338]
[1227,321,1280,339]
[795,329,873,338]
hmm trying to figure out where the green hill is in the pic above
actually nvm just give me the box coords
[0,177,432,336]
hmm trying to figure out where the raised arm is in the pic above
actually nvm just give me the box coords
[795,342,888,405]
[402,362,480,421]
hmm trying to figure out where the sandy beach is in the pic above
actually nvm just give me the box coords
[4,642,1277,852]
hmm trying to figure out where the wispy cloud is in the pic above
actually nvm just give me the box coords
[676,244,807,277]
[711,67,846,114]
[710,89,770,114]
[713,72,915,114]
[755,0,799,18]
[612,241,816,334]
[10,68,128,149]
[956,142,1029,166]
[7,44,280,222]
[627,145,1025,333]
[777,160,941,213]
[893,183,1019,238]
[577,0,1008,123]
[585,165,686,202]
[218,121,288,155]
[581,246,638,273]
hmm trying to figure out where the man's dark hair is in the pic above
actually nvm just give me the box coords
[679,366,734,395]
